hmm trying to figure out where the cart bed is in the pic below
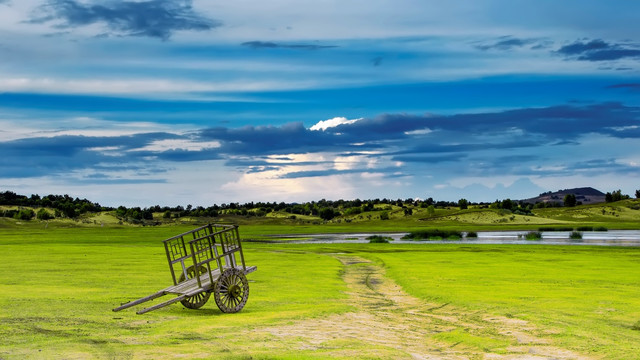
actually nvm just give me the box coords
[166,265,257,295]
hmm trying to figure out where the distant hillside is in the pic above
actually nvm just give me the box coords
[522,187,606,205]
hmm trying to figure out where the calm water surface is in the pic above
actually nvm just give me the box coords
[261,230,640,246]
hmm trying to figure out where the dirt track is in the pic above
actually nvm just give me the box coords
[265,254,590,359]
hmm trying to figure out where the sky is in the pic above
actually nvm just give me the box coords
[1,0,639,207]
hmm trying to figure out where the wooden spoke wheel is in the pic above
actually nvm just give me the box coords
[214,268,249,313]
[178,265,211,309]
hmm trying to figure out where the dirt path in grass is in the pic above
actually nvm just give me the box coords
[265,254,590,359]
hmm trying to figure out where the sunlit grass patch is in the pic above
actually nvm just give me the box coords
[369,245,640,360]
[432,328,511,353]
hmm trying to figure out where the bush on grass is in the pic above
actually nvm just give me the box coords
[538,226,573,232]
[525,231,543,240]
[403,230,463,241]
[569,231,583,240]
[367,235,392,243]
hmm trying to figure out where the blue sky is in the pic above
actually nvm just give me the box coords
[1,0,639,207]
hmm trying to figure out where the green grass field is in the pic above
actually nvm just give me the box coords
[1,221,639,359]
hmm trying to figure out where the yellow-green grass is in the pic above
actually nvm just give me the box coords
[364,244,640,359]
[2,223,640,358]
[0,227,351,359]
[533,199,640,225]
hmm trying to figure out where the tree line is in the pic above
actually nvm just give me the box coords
[1,188,638,222]
[0,191,109,220]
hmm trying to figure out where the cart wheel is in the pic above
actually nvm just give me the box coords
[214,268,249,313]
[178,265,211,309]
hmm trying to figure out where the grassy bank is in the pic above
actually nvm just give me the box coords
[1,225,639,358]
[364,245,640,359]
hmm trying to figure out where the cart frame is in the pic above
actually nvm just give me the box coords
[113,224,256,314]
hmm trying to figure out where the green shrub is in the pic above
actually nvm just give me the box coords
[538,227,573,231]
[525,231,543,240]
[36,208,53,220]
[632,321,640,331]
[344,207,362,216]
[13,209,35,221]
[594,226,609,231]
[465,231,478,238]
[569,231,583,239]
[367,235,392,243]
[402,230,463,240]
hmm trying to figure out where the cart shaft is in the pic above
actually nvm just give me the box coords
[137,294,187,314]
[113,290,166,312]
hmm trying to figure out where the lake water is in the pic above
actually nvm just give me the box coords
[260,230,640,246]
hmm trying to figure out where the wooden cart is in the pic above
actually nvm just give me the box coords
[113,224,256,314]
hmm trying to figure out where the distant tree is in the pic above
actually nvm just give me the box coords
[426,205,435,216]
[458,198,469,210]
[605,192,613,203]
[379,211,390,220]
[563,194,577,207]
[421,197,434,207]
[36,208,53,220]
[606,189,629,203]
[403,208,413,216]
[636,189,640,199]
[501,199,514,210]
[319,207,336,221]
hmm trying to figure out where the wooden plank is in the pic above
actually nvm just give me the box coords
[165,269,220,294]
[136,295,187,314]
[112,290,166,312]
[244,265,257,274]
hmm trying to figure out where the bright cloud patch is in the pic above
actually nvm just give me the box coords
[310,117,362,131]
[135,139,221,152]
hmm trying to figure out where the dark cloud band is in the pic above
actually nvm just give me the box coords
[1,102,638,181]
[241,41,338,50]
[28,0,220,40]
[557,39,640,61]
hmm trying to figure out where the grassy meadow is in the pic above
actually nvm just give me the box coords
[1,200,640,359]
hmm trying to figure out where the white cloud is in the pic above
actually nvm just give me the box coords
[404,128,433,135]
[220,168,355,202]
[134,139,221,152]
[0,117,181,141]
[310,117,362,131]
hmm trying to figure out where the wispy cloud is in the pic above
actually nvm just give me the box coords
[241,41,338,50]
[606,83,640,92]
[371,56,383,67]
[557,39,640,61]
[475,36,551,51]
[28,0,220,40]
